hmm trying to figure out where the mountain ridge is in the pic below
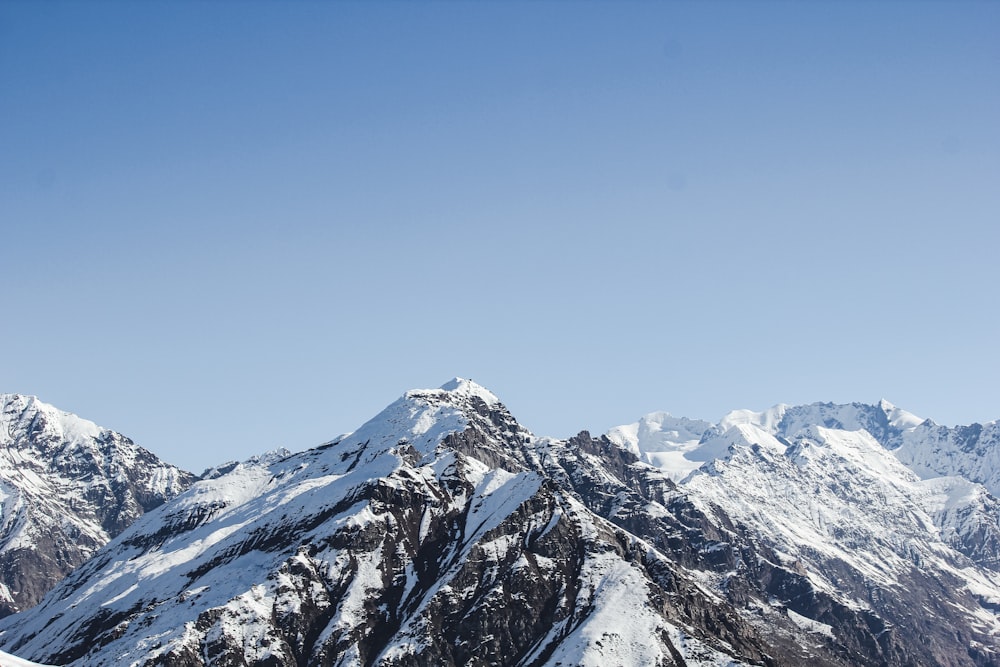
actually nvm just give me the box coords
[609,399,1000,491]
[0,380,998,666]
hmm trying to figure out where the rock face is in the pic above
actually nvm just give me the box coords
[0,382,998,666]
[0,394,196,617]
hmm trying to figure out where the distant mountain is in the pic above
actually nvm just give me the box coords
[0,393,196,617]
[0,382,997,666]
[609,400,1000,574]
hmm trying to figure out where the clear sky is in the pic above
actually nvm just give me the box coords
[3,1,998,473]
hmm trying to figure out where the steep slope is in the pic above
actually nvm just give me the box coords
[892,419,1000,496]
[683,424,1000,665]
[610,400,1000,569]
[0,394,196,616]
[612,400,1000,665]
[713,401,1000,577]
[0,380,787,667]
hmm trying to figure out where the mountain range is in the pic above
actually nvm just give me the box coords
[0,380,998,666]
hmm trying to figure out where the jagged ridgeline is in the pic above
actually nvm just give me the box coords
[0,380,998,666]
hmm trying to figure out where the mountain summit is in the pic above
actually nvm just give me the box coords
[0,393,196,617]
[1,383,998,666]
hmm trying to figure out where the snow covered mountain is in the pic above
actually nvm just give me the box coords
[609,400,1000,573]
[0,383,998,666]
[0,393,196,617]
[610,400,1000,663]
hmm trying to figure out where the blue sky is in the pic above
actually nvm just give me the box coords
[3,1,998,472]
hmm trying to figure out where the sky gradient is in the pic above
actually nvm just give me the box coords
[3,1,999,473]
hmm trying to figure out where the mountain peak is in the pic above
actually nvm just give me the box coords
[397,377,503,416]
[325,377,519,470]
[718,403,790,433]
[434,377,501,405]
[1,392,104,448]
[0,392,197,618]
[876,398,924,430]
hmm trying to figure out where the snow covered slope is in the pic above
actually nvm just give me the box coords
[892,418,1000,496]
[1,387,998,666]
[606,411,712,481]
[712,399,1000,496]
[0,394,196,616]
[0,648,57,667]
[685,424,1000,661]
[612,399,1000,664]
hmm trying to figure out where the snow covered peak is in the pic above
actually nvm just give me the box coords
[432,377,501,406]
[607,399,979,488]
[606,411,713,482]
[697,423,787,460]
[329,378,518,467]
[714,400,926,449]
[606,411,712,457]
[1,393,105,448]
[878,399,924,430]
[0,392,196,618]
[718,404,789,434]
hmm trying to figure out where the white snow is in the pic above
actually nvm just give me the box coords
[0,650,58,667]
[786,608,835,638]
[606,411,712,482]
[687,423,787,463]
[893,419,1000,496]
[537,552,746,667]
[609,402,1000,642]
[718,404,789,433]
[878,399,924,430]
[0,394,104,449]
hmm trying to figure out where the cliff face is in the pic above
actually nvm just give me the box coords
[1,381,998,666]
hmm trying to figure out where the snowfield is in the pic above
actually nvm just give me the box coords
[0,649,57,666]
